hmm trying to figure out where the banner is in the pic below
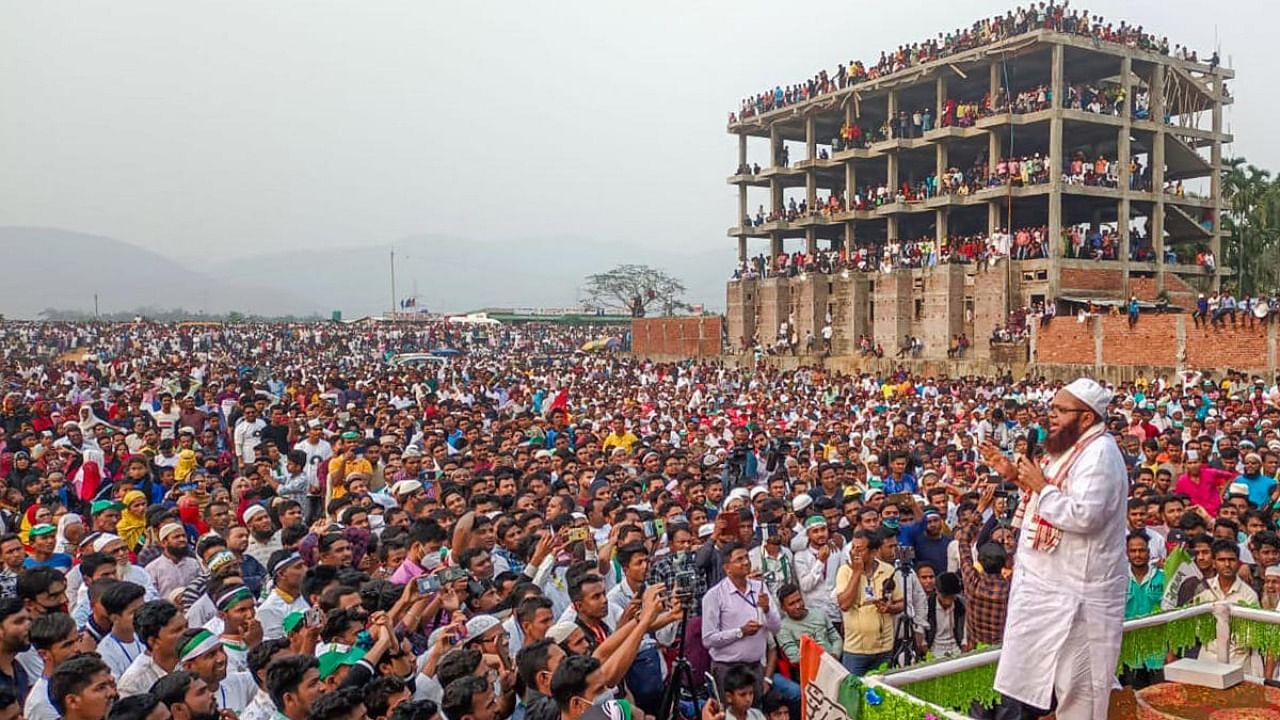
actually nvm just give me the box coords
[800,635,862,720]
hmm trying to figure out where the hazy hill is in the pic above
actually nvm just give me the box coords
[0,226,321,319]
[0,227,735,319]
[206,234,735,317]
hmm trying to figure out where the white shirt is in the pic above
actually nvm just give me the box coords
[234,418,267,465]
[293,438,333,488]
[118,654,169,698]
[794,544,843,623]
[24,677,57,720]
[257,589,309,640]
[97,632,145,678]
[214,671,259,713]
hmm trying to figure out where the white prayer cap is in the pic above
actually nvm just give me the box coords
[1266,566,1280,579]
[1062,378,1112,421]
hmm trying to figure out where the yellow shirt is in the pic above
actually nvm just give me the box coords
[327,456,373,501]
[602,432,639,454]
[835,560,902,655]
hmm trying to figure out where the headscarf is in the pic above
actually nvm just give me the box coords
[54,514,84,554]
[175,449,198,482]
[116,490,148,550]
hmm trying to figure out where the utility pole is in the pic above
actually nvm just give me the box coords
[390,250,397,319]
[94,293,99,319]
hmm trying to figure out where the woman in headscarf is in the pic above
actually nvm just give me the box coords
[117,490,149,551]
[53,513,84,555]
[5,452,39,489]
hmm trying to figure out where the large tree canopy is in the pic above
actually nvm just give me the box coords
[581,264,687,317]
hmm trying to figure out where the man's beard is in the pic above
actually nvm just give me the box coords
[1044,423,1084,455]
[1263,593,1279,610]
[167,545,190,559]
[250,528,275,542]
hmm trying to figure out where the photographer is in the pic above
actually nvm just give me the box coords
[834,529,903,677]
[721,427,759,491]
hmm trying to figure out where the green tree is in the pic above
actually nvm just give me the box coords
[581,264,688,317]
[1222,157,1280,295]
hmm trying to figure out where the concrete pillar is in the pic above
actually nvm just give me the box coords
[738,185,748,228]
[738,236,747,263]
[935,76,947,123]
[936,209,949,247]
[844,222,856,255]
[770,235,783,258]
[1048,43,1065,260]
[845,162,857,211]
[770,124,780,167]
[806,229,817,255]
[1211,71,1224,292]
[990,63,1001,108]
[1151,64,1167,290]
[887,90,899,138]
[988,127,1002,176]
[739,133,748,169]
[1151,65,1167,291]
[806,115,816,161]
[1118,56,1134,291]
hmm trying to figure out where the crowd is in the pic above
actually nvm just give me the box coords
[730,227,1054,281]
[8,318,1280,720]
[731,3,1191,124]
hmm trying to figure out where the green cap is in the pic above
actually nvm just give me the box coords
[91,500,125,515]
[28,524,55,538]
[340,431,361,441]
[317,646,366,679]
[282,611,307,634]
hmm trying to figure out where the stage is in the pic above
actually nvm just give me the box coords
[797,602,1280,720]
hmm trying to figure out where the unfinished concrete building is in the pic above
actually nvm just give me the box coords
[725,26,1233,361]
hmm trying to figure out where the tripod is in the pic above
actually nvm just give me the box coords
[658,604,700,720]
[887,562,919,668]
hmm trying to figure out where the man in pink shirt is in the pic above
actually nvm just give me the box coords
[1174,452,1237,516]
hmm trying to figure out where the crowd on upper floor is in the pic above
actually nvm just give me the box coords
[729,2,1210,124]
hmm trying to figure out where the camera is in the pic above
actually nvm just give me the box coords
[673,570,697,600]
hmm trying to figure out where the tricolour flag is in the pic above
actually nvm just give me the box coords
[800,635,862,720]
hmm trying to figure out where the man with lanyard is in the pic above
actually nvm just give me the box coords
[981,378,1127,720]
[257,551,310,641]
[96,581,146,678]
[177,628,259,714]
[701,543,781,702]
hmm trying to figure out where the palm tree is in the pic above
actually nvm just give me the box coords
[1222,158,1280,295]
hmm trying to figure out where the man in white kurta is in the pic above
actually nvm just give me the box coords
[990,379,1128,720]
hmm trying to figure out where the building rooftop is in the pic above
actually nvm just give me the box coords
[729,6,1229,138]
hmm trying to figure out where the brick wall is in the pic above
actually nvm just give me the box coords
[1035,316,1096,365]
[1034,313,1276,371]
[1060,267,1123,294]
[1185,319,1270,369]
[631,317,723,356]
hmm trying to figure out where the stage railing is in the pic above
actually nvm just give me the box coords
[860,602,1280,719]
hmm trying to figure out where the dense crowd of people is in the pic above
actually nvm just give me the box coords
[6,318,1280,720]
[730,3,1201,124]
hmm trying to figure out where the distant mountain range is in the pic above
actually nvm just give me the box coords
[0,226,734,319]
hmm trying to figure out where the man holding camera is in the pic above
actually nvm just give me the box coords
[834,529,903,676]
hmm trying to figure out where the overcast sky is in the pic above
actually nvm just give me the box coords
[0,0,1269,262]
